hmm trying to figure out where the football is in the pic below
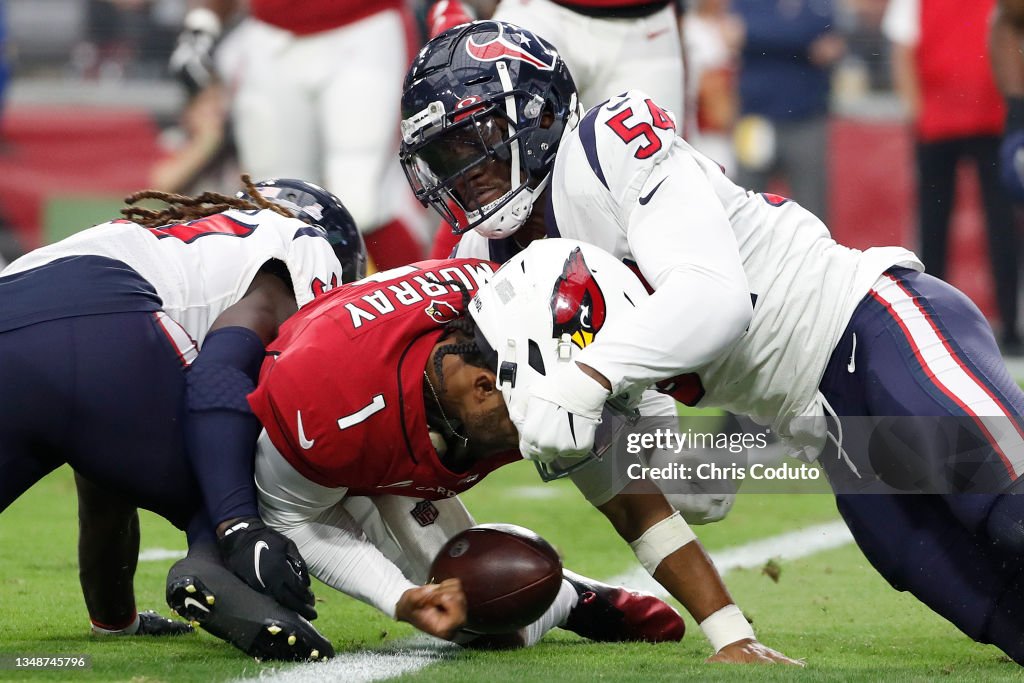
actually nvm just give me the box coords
[429,524,563,634]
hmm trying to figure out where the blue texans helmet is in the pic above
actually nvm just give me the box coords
[400,20,579,239]
[240,178,367,283]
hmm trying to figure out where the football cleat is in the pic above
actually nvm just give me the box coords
[136,610,195,636]
[561,570,685,643]
[167,555,334,662]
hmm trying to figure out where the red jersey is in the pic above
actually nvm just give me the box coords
[250,0,403,35]
[248,259,518,499]
[916,0,1004,141]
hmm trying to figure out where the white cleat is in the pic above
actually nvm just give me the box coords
[287,635,297,646]
[267,625,282,635]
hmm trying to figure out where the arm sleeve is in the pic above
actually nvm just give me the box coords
[254,437,415,617]
[576,149,753,397]
[280,504,417,618]
[184,326,266,525]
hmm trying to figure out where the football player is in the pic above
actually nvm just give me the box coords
[424,0,688,260]
[0,176,364,659]
[168,0,426,270]
[399,20,1024,664]
[203,258,689,647]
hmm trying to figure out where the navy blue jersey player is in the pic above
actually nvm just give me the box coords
[0,176,366,660]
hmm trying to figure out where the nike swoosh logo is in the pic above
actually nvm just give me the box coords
[296,410,315,449]
[377,479,414,489]
[183,596,210,614]
[639,178,668,205]
[646,27,670,40]
[254,540,269,588]
[847,333,857,373]
[607,97,631,112]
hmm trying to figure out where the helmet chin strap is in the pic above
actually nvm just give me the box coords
[472,173,550,239]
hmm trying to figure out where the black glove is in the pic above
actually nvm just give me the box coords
[168,8,222,96]
[219,518,317,620]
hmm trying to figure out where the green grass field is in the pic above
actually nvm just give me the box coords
[0,462,1018,682]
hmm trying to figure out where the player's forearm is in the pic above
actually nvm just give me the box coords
[599,486,754,651]
[652,542,735,622]
[280,505,416,618]
[991,5,1024,97]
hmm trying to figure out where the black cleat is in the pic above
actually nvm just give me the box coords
[167,555,334,661]
[137,610,195,636]
[561,569,685,643]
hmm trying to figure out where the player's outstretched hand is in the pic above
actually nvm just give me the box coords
[706,638,805,665]
[218,517,317,621]
[396,579,467,641]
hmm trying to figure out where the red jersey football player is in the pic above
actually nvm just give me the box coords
[237,258,686,646]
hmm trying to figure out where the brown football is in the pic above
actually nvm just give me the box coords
[429,524,563,634]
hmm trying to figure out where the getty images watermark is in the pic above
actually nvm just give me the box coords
[623,426,821,484]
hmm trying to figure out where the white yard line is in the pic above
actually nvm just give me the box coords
[604,519,854,599]
[239,637,456,683]
[239,519,854,683]
[138,548,186,562]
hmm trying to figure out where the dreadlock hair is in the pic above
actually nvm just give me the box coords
[430,280,495,392]
[120,174,294,228]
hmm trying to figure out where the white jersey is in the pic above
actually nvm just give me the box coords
[3,208,344,346]
[457,90,922,456]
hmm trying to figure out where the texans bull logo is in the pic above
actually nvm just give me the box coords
[551,247,606,350]
[465,25,555,71]
[425,299,459,324]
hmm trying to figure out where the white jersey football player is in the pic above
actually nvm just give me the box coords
[1,177,364,657]
[401,21,1024,665]
[401,19,919,465]
[395,16,931,663]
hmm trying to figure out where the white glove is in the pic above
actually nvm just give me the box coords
[518,362,610,463]
[169,8,222,95]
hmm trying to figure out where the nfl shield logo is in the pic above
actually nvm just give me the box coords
[411,501,440,527]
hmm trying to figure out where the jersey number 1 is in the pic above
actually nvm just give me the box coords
[606,99,676,160]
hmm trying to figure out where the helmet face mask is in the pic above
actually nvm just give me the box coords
[468,239,650,480]
[401,21,579,238]
[239,178,367,283]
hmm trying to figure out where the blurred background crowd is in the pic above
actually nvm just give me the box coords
[0,0,1019,351]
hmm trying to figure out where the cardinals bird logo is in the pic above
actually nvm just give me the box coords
[425,300,459,324]
[550,247,606,350]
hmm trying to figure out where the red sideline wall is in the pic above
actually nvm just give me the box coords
[0,106,162,250]
[0,109,1003,320]
[828,118,997,318]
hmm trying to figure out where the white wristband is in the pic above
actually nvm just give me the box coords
[699,604,756,653]
[628,510,697,574]
[184,7,222,36]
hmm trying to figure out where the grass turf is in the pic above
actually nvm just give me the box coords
[0,462,1017,681]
